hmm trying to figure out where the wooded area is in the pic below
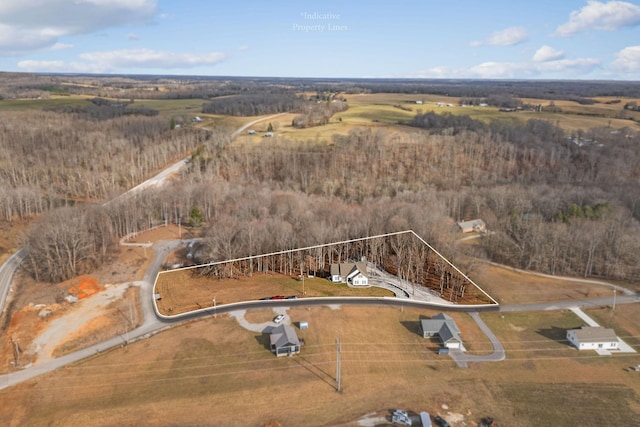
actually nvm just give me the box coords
[1,74,639,284]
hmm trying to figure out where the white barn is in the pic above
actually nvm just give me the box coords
[567,326,618,351]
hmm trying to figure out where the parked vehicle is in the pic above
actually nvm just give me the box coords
[434,415,450,427]
[273,314,285,323]
[420,412,432,427]
[286,295,298,299]
[392,414,412,426]
[270,295,286,300]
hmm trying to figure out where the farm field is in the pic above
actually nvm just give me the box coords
[1,305,638,426]
[232,92,640,145]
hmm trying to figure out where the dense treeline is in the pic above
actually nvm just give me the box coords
[183,118,640,281]
[15,106,640,283]
[201,93,305,116]
[337,79,640,100]
[292,100,348,128]
[7,76,640,284]
[7,73,640,103]
[0,110,214,220]
[44,97,159,120]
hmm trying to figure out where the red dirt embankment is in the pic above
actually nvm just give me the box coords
[65,275,102,299]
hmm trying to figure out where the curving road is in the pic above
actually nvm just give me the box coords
[0,248,27,319]
[1,111,639,386]
[0,113,288,318]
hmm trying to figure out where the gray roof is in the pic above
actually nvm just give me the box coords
[330,262,368,279]
[437,323,461,344]
[570,326,617,343]
[270,324,300,349]
[420,313,462,343]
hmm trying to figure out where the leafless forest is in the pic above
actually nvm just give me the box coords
[2,74,639,284]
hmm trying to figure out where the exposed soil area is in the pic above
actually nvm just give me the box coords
[0,225,185,373]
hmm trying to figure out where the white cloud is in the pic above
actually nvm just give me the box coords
[409,66,462,79]
[79,48,225,69]
[470,26,528,47]
[611,45,640,72]
[555,1,640,36]
[533,45,565,62]
[238,45,250,51]
[127,33,140,41]
[537,58,601,73]
[51,42,74,50]
[17,59,104,73]
[412,55,600,79]
[0,0,156,55]
[469,61,533,78]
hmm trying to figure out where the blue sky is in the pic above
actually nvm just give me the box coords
[1,0,640,79]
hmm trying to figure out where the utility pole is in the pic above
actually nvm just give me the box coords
[336,337,342,392]
[213,296,216,319]
[612,289,616,312]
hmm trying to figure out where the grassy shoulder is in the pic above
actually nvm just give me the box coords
[2,305,639,426]
[155,270,394,315]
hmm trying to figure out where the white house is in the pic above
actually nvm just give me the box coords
[420,313,462,349]
[329,262,368,286]
[567,326,618,351]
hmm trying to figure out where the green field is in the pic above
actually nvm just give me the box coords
[0,95,91,111]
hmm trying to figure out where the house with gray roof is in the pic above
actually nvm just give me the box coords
[270,324,301,357]
[567,326,618,351]
[329,262,368,286]
[420,313,462,349]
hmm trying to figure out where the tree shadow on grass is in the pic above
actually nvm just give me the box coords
[291,355,337,390]
[536,326,572,347]
[254,326,275,351]
[401,314,431,337]
[401,320,422,336]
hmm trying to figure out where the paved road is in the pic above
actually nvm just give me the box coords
[0,115,284,318]
[449,312,506,368]
[1,240,180,390]
[230,113,287,138]
[0,248,27,318]
[499,294,639,312]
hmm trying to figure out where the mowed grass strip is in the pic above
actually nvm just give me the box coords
[155,270,394,315]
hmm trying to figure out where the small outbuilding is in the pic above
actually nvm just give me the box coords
[270,324,301,357]
[567,326,619,351]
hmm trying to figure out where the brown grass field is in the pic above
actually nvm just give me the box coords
[1,304,638,426]
[240,93,640,142]
[155,270,394,316]
[468,262,617,305]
